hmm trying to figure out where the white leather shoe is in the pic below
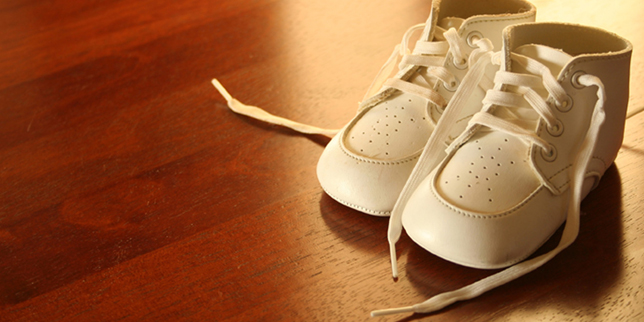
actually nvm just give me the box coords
[316,0,536,216]
[373,22,632,316]
[402,22,632,267]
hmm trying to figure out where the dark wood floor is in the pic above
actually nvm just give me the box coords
[1,0,642,321]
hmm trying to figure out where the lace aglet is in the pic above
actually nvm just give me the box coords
[370,306,415,317]
[390,244,399,279]
[211,78,234,102]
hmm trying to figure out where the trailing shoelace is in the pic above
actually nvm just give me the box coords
[211,79,339,137]
[375,51,606,316]
[385,47,497,279]
[212,24,489,136]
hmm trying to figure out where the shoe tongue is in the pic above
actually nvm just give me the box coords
[512,44,572,77]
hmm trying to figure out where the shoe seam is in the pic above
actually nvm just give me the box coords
[429,173,541,219]
[338,131,422,165]
[552,156,608,190]
[560,52,632,80]
[340,147,421,165]
[432,156,606,220]
[461,13,536,33]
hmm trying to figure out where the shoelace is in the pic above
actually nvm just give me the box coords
[211,79,340,137]
[385,47,497,279]
[212,24,487,136]
[375,51,606,316]
[360,24,476,110]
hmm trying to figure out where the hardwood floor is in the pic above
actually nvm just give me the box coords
[1,0,642,321]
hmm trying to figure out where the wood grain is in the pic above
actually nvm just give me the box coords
[1,0,642,321]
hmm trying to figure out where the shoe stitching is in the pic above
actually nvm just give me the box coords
[547,155,607,182]
[553,156,609,190]
[462,13,536,33]
[431,156,608,220]
[431,172,547,220]
[340,147,421,165]
[560,52,632,80]
[338,131,422,165]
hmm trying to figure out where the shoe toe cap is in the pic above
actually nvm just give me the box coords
[402,170,568,269]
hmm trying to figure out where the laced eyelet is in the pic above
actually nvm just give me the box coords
[546,119,564,137]
[453,57,468,70]
[541,144,557,162]
[571,71,586,89]
[554,94,573,113]
[466,31,483,48]
[443,78,459,92]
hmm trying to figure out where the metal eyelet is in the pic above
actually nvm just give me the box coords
[546,119,564,137]
[571,71,586,89]
[466,31,483,48]
[541,144,557,162]
[554,94,573,113]
[443,78,459,92]
[453,57,468,70]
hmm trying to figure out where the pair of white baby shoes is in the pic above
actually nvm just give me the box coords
[213,0,632,316]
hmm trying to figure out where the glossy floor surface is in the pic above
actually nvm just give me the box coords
[1,0,643,321]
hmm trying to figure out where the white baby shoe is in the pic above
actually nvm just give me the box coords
[316,0,536,216]
[376,22,632,316]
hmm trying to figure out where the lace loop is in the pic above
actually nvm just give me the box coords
[468,38,494,66]
[444,28,467,67]
[401,23,426,55]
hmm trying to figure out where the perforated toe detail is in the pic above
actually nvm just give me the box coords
[345,92,433,160]
[436,131,540,213]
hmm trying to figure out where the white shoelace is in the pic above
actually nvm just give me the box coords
[375,52,606,317]
[211,79,340,137]
[385,48,497,280]
[212,24,485,136]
